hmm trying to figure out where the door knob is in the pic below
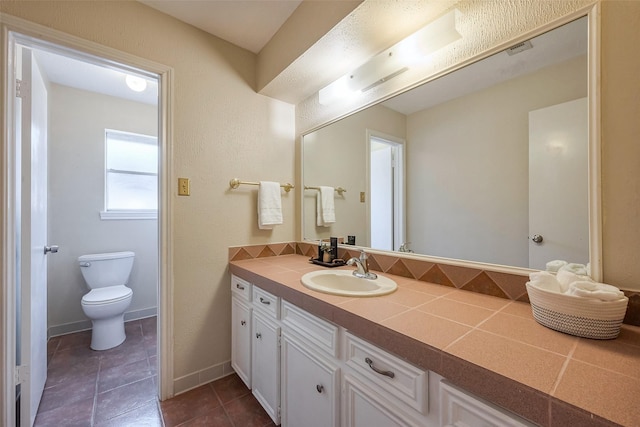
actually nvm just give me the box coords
[44,245,59,254]
[530,234,543,243]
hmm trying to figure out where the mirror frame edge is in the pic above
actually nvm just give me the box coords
[299,3,602,280]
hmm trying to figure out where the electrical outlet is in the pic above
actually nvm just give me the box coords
[178,178,190,196]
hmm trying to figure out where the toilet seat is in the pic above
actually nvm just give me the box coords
[82,285,132,305]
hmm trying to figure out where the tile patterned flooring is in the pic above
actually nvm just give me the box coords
[37,317,272,426]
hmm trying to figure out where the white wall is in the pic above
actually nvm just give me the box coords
[47,83,158,335]
[303,104,405,247]
[406,56,587,267]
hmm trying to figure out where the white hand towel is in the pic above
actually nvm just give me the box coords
[257,181,282,230]
[545,260,567,273]
[528,271,563,293]
[316,186,335,227]
[568,281,625,301]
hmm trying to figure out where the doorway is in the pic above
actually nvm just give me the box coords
[2,22,172,427]
[367,131,406,251]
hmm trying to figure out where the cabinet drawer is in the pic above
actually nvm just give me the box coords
[440,381,535,427]
[231,275,252,301]
[344,332,428,415]
[252,286,280,319]
[282,300,340,358]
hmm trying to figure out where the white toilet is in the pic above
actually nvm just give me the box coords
[79,251,134,350]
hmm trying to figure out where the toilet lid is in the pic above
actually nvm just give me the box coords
[82,285,132,305]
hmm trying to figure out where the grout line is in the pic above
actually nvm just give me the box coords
[549,339,578,396]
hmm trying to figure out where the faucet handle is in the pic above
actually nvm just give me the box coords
[359,250,368,261]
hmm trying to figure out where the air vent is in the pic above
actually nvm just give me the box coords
[506,40,533,56]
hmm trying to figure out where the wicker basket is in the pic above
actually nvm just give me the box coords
[525,282,629,340]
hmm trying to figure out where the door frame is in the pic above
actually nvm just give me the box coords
[365,129,406,251]
[0,14,175,426]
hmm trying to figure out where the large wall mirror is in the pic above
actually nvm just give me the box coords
[302,15,597,273]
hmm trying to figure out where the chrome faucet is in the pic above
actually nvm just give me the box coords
[346,250,378,280]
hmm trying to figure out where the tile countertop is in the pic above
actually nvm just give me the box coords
[229,254,640,427]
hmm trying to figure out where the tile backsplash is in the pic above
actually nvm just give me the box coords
[229,241,640,326]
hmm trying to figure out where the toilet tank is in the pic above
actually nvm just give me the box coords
[78,251,135,289]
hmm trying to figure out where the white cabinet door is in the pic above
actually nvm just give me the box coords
[343,373,425,427]
[231,297,252,388]
[252,310,281,424]
[281,332,340,427]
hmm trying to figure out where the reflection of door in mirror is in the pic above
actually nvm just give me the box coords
[368,133,405,251]
[529,97,589,270]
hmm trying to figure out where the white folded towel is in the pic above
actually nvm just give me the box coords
[558,262,588,276]
[568,281,626,301]
[528,271,563,293]
[316,186,335,227]
[257,181,282,230]
[556,269,592,293]
[545,260,567,273]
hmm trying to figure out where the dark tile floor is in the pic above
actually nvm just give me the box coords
[36,317,273,427]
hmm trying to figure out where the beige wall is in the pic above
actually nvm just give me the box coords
[0,0,296,392]
[47,83,158,336]
[601,0,640,291]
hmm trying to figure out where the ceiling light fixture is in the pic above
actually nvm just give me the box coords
[318,9,462,106]
[125,74,147,92]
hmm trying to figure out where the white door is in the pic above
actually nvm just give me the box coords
[231,297,252,388]
[251,311,280,425]
[529,97,589,270]
[17,46,49,427]
[369,135,405,251]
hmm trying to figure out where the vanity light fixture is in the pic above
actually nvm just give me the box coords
[125,74,147,92]
[318,9,461,105]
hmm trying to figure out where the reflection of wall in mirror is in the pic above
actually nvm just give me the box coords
[303,104,406,245]
[406,55,587,267]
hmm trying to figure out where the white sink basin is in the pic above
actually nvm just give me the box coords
[301,270,397,297]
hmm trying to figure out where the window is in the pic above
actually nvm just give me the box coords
[101,130,158,220]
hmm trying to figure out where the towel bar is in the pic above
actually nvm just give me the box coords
[304,185,346,196]
[229,178,294,193]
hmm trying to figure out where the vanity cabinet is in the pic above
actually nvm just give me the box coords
[230,276,252,388]
[281,301,340,427]
[231,274,529,427]
[230,275,281,424]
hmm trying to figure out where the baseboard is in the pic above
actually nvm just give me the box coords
[48,306,158,338]
[172,360,234,396]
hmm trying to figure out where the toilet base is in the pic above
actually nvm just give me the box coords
[90,314,126,350]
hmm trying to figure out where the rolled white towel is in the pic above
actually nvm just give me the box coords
[556,269,592,293]
[568,281,625,302]
[545,260,567,273]
[558,262,588,276]
[528,271,563,293]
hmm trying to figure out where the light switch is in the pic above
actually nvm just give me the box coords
[178,178,190,196]
[360,192,365,203]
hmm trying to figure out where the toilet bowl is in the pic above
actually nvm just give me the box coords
[78,251,135,350]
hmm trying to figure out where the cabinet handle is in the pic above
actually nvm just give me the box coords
[365,357,395,379]
[316,384,324,393]
[236,283,245,290]
[259,297,271,305]
[256,332,262,339]
[241,320,246,326]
